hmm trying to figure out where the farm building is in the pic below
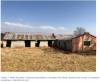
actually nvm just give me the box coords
[53,34,73,51]
[53,32,96,52]
[0,33,6,48]
[1,32,55,48]
[1,32,96,52]
[72,32,96,52]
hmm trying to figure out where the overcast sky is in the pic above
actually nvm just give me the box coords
[1,1,96,35]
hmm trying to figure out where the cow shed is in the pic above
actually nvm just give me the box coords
[2,32,55,48]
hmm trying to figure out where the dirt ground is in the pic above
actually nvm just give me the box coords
[1,47,96,72]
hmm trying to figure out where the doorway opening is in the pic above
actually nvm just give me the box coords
[35,40,40,47]
[48,40,52,47]
[25,40,31,47]
[6,40,11,47]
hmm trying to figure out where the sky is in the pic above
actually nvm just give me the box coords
[1,1,96,35]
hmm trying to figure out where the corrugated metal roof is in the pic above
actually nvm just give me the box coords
[55,34,73,40]
[55,32,96,40]
[3,32,56,40]
[72,32,96,39]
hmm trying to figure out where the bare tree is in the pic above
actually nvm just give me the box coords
[73,27,86,36]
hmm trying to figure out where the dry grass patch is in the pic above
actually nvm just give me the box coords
[1,47,96,72]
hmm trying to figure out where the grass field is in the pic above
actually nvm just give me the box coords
[1,47,96,72]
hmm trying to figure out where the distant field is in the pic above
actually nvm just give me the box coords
[1,47,96,72]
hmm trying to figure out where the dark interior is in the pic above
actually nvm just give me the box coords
[84,41,91,46]
[1,42,3,48]
[25,40,31,47]
[48,40,52,47]
[35,40,40,47]
[6,40,11,47]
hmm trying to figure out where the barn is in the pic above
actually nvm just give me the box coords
[53,32,96,52]
[72,32,96,52]
[53,34,73,51]
[1,32,96,52]
[1,32,55,48]
[0,33,6,48]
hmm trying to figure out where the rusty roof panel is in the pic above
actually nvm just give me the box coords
[3,32,56,40]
